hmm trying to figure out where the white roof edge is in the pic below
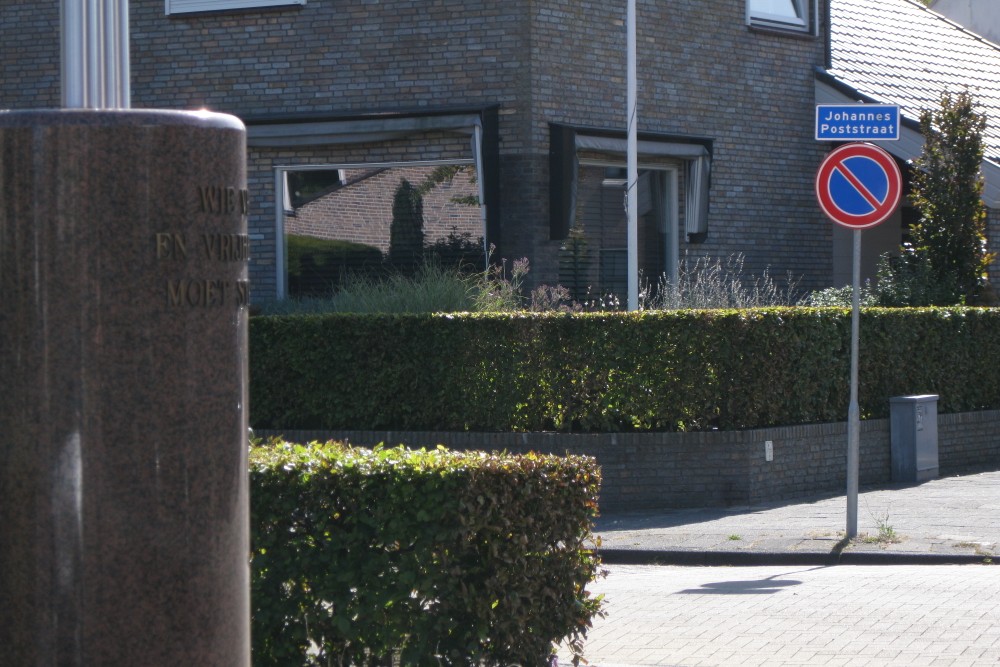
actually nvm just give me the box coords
[816,79,1000,208]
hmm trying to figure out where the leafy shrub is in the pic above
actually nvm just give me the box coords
[806,254,958,308]
[908,90,993,303]
[250,440,604,666]
[319,264,476,314]
[388,179,425,276]
[425,230,487,272]
[806,282,877,308]
[872,251,963,307]
[255,257,533,317]
[471,257,531,312]
[270,251,803,317]
[249,308,1000,432]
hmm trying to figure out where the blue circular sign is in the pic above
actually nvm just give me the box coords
[815,143,903,229]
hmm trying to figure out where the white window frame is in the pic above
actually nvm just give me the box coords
[165,0,304,15]
[746,0,814,33]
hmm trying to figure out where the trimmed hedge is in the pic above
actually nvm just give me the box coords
[249,308,1000,432]
[250,441,603,666]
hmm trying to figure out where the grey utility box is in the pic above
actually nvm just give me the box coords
[889,395,939,483]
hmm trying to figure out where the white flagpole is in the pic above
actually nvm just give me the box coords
[626,0,639,311]
[61,0,86,108]
[61,0,130,109]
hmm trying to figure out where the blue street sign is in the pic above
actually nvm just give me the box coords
[816,104,900,141]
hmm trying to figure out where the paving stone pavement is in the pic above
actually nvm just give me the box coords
[595,471,1000,565]
[554,470,1000,666]
[557,563,1000,666]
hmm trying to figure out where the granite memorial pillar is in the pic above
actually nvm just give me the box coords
[0,106,251,667]
[0,6,251,661]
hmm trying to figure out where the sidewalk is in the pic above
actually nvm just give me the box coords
[595,469,1000,566]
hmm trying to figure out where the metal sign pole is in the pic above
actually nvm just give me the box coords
[847,228,861,538]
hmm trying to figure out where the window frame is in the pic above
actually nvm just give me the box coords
[165,0,304,16]
[246,108,500,301]
[746,0,814,33]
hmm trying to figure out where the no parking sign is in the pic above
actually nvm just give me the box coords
[815,142,903,229]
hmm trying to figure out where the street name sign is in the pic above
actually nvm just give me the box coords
[815,142,902,229]
[816,104,900,141]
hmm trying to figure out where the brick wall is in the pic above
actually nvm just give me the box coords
[258,409,1000,513]
[0,4,60,109]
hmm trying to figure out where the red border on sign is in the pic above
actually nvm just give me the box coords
[815,143,903,229]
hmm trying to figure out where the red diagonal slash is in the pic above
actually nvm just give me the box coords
[816,143,902,229]
[832,158,882,211]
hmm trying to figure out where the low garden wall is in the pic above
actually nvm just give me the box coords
[258,409,1000,513]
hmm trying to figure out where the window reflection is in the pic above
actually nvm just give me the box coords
[280,162,485,298]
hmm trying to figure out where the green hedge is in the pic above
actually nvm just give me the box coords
[250,441,603,666]
[249,308,1000,432]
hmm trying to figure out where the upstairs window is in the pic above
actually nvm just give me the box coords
[165,0,304,15]
[747,0,812,32]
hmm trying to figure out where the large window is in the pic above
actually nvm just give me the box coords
[747,0,813,32]
[276,161,486,299]
[248,109,497,301]
[165,0,304,15]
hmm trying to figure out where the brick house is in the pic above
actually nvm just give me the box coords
[3,0,951,302]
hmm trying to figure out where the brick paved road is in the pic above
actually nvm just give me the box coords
[559,564,1000,666]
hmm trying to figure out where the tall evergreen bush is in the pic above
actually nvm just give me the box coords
[900,90,993,304]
